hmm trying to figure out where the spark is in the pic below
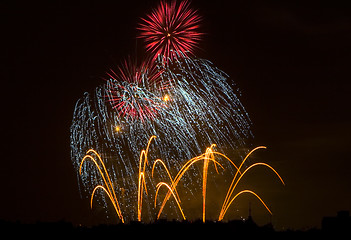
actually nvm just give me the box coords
[163,94,170,102]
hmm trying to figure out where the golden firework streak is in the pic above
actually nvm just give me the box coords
[154,144,228,222]
[152,159,181,203]
[79,136,284,223]
[218,148,285,221]
[137,135,156,221]
[155,182,185,220]
[79,149,124,223]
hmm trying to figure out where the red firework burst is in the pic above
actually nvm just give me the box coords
[138,0,202,61]
[105,59,170,122]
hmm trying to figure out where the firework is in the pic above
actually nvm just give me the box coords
[70,0,283,224]
[138,0,202,60]
[70,52,253,222]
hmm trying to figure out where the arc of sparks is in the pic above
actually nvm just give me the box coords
[218,147,285,221]
[219,146,265,221]
[137,135,156,221]
[152,159,181,203]
[226,190,272,214]
[80,149,124,223]
[155,144,226,222]
[202,144,215,222]
[79,137,284,223]
[155,182,186,220]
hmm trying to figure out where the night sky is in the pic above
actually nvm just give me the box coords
[3,0,351,230]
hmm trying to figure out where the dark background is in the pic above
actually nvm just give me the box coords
[2,0,351,230]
